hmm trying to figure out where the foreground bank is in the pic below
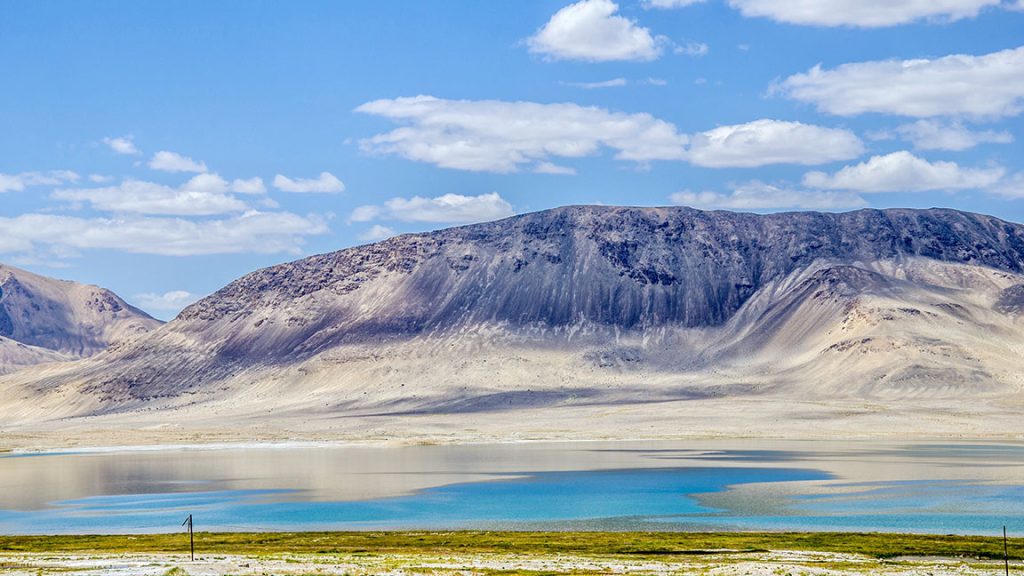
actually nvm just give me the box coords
[0,532,1020,576]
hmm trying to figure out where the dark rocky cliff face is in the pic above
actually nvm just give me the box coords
[179,206,1024,340]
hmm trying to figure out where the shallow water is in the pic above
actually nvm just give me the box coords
[1,440,1022,534]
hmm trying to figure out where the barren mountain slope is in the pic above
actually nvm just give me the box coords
[0,264,162,374]
[0,336,68,375]
[2,206,1024,443]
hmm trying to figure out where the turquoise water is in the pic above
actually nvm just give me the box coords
[1,442,1023,534]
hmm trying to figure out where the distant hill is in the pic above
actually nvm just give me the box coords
[0,264,161,375]
[2,206,1023,442]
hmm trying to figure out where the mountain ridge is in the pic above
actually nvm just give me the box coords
[2,205,1024,444]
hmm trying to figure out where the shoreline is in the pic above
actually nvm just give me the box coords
[5,430,1024,455]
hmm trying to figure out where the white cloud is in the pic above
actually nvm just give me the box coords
[102,135,141,156]
[182,173,232,194]
[348,205,382,223]
[148,150,208,173]
[563,78,628,89]
[874,119,1014,151]
[0,170,79,193]
[670,181,866,210]
[53,177,251,216]
[357,98,874,172]
[227,176,267,195]
[727,0,1002,27]
[356,95,688,173]
[272,172,345,193]
[358,225,397,242]
[776,46,1024,118]
[183,173,267,195]
[687,119,865,167]
[534,162,577,175]
[802,151,1006,192]
[351,192,514,224]
[675,41,709,56]
[527,0,665,62]
[644,0,706,7]
[646,0,1009,24]
[994,172,1024,198]
[132,290,201,313]
[0,211,327,257]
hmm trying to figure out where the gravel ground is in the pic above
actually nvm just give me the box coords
[0,550,1017,576]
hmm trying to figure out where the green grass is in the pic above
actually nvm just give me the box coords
[0,531,1020,561]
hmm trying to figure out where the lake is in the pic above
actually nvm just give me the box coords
[1,440,1023,534]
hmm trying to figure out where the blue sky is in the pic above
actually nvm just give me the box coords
[1,0,1023,319]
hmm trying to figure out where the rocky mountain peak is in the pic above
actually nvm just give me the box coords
[0,264,162,373]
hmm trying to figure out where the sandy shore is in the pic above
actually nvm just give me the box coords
[4,393,1024,453]
[1,549,1018,576]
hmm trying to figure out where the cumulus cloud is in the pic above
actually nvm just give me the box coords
[356,95,688,173]
[148,151,208,173]
[182,173,267,195]
[102,135,141,156]
[727,0,1002,27]
[802,151,1006,192]
[357,98,872,172]
[272,172,345,193]
[0,170,79,193]
[0,211,327,257]
[873,120,1013,151]
[527,0,666,62]
[350,192,514,225]
[132,290,202,314]
[670,181,866,210]
[228,177,267,195]
[358,225,397,242]
[51,174,267,216]
[776,46,1024,118]
[687,119,865,168]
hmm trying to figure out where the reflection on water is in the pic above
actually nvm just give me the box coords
[1,440,1023,534]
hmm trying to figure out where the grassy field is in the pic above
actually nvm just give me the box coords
[0,531,1020,560]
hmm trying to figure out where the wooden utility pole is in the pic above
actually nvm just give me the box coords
[182,514,194,561]
[1006,526,1010,576]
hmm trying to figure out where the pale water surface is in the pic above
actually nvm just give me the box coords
[1,440,1022,534]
